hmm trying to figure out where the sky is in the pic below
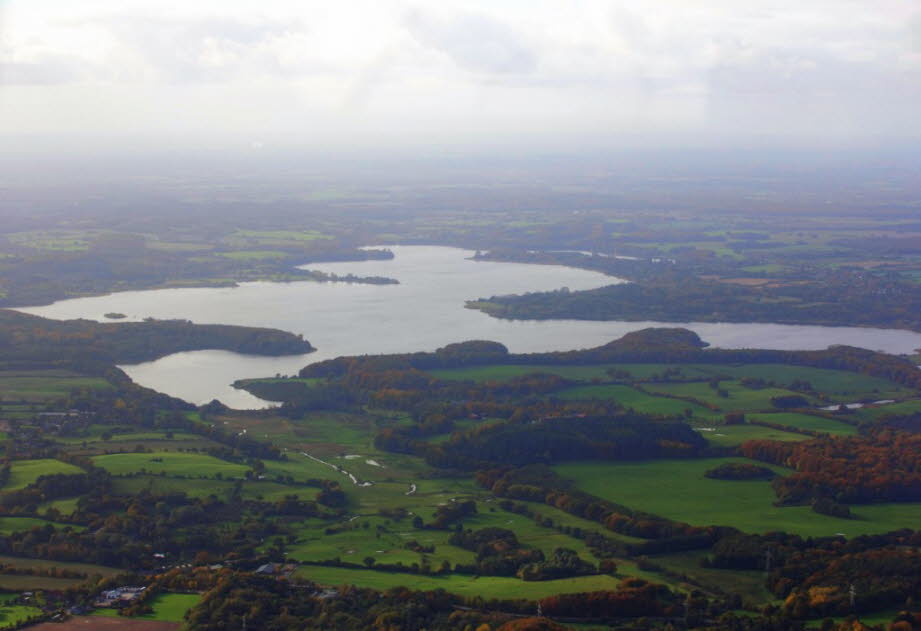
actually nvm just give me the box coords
[1,0,920,154]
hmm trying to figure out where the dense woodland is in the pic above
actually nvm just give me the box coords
[0,310,313,363]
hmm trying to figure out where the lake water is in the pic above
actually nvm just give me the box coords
[16,245,921,408]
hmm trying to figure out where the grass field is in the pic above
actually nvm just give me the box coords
[0,371,112,402]
[38,495,82,516]
[0,574,86,591]
[0,517,84,535]
[0,594,42,628]
[141,594,201,622]
[649,550,774,605]
[555,458,921,537]
[427,362,910,402]
[747,412,858,435]
[692,423,810,447]
[0,555,121,578]
[646,382,818,412]
[4,459,84,491]
[428,363,719,383]
[110,474,321,504]
[851,399,921,422]
[232,230,331,242]
[295,565,623,599]
[555,384,717,418]
[92,452,250,478]
[285,516,478,568]
[218,250,288,260]
[679,364,912,400]
[7,230,92,251]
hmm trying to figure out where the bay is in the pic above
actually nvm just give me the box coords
[16,246,921,408]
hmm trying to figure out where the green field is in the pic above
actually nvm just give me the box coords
[0,575,85,591]
[296,565,623,599]
[142,593,201,622]
[92,452,250,478]
[109,474,321,504]
[218,250,289,260]
[646,381,818,412]
[555,384,717,418]
[427,362,909,402]
[649,550,774,605]
[692,423,810,447]
[428,363,724,383]
[747,412,858,435]
[851,399,921,422]
[0,370,112,401]
[0,555,121,578]
[0,593,41,628]
[555,459,921,537]
[0,517,84,535]
[7,230,92,251]
[4,459,84,491]
[232,230,332,242]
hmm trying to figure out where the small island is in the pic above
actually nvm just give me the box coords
[104,312,127,319]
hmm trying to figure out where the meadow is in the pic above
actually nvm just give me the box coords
[425,362,910,402]
[4,460,84,491]
[295,565,624,600]
[554,384,718,418]
[141,593,201,622]
[746,412,858,435]
[555,458,921,537]
[0,517,84,536]
[0,593,42,629]
[689,423,810,447]
[645,381,819,412]
[91,453,250,478]
[0,370,112,402]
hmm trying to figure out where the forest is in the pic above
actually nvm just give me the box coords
[2,204,921,629]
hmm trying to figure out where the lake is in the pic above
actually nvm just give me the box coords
[16,246,921,408]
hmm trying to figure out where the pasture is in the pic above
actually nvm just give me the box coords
[0,555,121,578]
[648,550,774,604]
[4,459,84,491]
[0,517,84,535]
[554,384,716,418]
[0,593,41,628]
[692,423,809,447]
[427,362,910,403]
[295,565,623,600]
[0,370,112,402]
[91,452,250,478]
[645,381,818,412]
[218,250,288,260]
[555,458,921,537]
[747,412,858,435]
[140,593,201,622]
[851,399,921,422]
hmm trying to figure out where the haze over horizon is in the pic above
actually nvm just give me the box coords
[2,0,920,158]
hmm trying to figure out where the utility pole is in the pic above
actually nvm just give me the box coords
[849,584,857,611]
[537,600,543,617]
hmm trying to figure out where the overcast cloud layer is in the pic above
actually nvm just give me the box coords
[1,0,919,151]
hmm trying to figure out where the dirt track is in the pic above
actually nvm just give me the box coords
[26,616,180,631]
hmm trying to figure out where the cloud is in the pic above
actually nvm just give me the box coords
[98,15,309,83]
[0,54,89,85]
[405,9,537,75]
[911,14,921,53]
[1,1,919,143]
